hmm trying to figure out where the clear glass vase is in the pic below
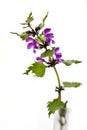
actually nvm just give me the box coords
[53,108,69,130]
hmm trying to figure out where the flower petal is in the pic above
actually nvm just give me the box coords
[27,43,33,49]
[45,33,54,39]
[56,53,62,58]
[33,49,36,53]
[44,28,51,34]
[52,40,55,44]
[54,47,60,55]
[33,40,38,49]
[60,59,64,63]
[25,37,33,42]
[36,57,45,62]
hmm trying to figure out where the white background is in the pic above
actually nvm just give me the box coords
[0,0,87,130]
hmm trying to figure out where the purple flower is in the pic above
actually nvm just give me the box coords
[36,57,46,63]
[25,37,39,53]
[44,28,51,34]
[43,28,55,44]
[54,47,64,63]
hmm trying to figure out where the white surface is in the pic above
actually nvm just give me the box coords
[0,0,87,130]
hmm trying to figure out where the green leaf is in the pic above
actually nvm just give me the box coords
[39,23,44,29]
[35,33,45,43]
[32,62,46,77]
[26,12,34,23]
[10,32,28,40]
[72,60,82,64]
[63,82,82,88]
[64,60,73,66]
[64,60,82,66]
[23,62,46,77]
[47,98,65,117]
[23,66,33,75]
[35,37,41,43]
[39,33,45,41]
[39,12,48,29]
[41,48,54,58]
[20,32,28,40]
[10,32,20,36]
[43,12,48,23]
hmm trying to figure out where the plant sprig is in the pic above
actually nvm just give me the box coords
[11,12,82,117]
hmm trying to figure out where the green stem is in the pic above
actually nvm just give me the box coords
[53,66,60,87]
[53,66,61,100]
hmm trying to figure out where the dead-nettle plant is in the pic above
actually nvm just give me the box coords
[11,12,82,117]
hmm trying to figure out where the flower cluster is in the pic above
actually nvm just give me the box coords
[44,28,55,44]
[36,47,64,66]
[26,37,39,53]
[25,27,64,66]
